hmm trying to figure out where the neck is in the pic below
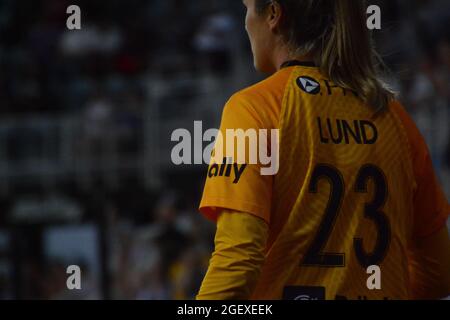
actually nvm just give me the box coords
[273,45,314,71]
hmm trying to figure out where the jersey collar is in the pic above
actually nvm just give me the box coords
[280,60,316,69]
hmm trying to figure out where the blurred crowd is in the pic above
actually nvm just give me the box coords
[0,0,449,299]
[374,0,450,173]
[0,0,241,114]
[1,0,241,300]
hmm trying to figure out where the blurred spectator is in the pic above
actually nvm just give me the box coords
[194,9,236,75]
[78,89,117,186]
[135,262,170,300]
[60,22,122,57]
[114,89,145,155]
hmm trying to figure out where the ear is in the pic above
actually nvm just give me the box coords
[266,1,282,31]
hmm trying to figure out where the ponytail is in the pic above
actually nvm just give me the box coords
[255,0,395,112]
[318,0,394,112]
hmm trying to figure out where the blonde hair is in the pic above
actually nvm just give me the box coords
[256,0,394,112]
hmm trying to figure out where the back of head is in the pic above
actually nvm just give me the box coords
[255,0,394,112]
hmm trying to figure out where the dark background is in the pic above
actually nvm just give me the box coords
[0,0,448,299]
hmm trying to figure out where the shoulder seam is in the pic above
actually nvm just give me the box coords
[278,68,297,129]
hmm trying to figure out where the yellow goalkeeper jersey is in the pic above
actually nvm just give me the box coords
[199,61,449,300]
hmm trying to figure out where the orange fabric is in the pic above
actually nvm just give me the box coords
[408,227,450,299]
[199,65,449,300]
[391,102,450,238]
[197,210,268,300]
[200,67,290,223]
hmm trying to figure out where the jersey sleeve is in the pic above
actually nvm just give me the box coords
[393,102,450,238]
[199,93,276,224]
[196,210,268,300]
